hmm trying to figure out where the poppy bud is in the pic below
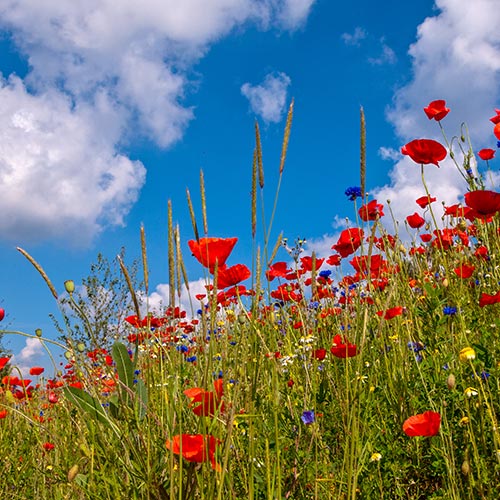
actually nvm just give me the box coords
[35,328,42,337]
[446,374,456,390]
[64,351,72,360]
[461,458,470,476]
[64,280,75,294]
[0,308,4,322]
[77,343,85,352]
[442,278,449,288]
[238,313,247,325]
[67,464,79,482]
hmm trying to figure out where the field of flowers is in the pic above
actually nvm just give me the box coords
[2,100,500,499]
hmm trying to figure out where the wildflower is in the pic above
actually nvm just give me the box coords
[0,410,7,419]
[312,348,327,361]
[479,291,500,307]
[0,357,10,370]
[166,434,221,471]
[478,149,495,160]
[403,411,441,437]
[216,264,251,289]
[29,367,45,376]
[345,186,362,201]
[459,347,476,362]
[495,122,500,141]
[443,306,457,316]
[377,306,404,320]
[184,379,224,417]
[370,452,382,462]
[416,195,436,208]
[330,334,357,358]
[358,200,384,221]
[423,100,450,121]
[401,139,447,167]
[454,264,475,279]
[266,262,290,281]
[301,410,316,425]
[0,308,4,321]
[490,109,500,124]
[332,228,364,258]
[406,212,426,229]
[464,387,478,397]
[459,416,470,426]
[464,190,500,218]
[188,237,238,272]
[43,442,55,451]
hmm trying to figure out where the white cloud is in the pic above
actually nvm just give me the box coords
[341,27,367,46]
[368,41,396,65]
[241,72,292,123]
[371,0,500,232]
[378,146,400,161]
[0,0,316,243]
[0,75,146,244]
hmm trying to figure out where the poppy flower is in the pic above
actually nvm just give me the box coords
[0,357,10,371]
[0,410,7,419]
[332,228,364,258]
[490,109,500,124]
[43,442,55,451]
[0,308,4,321]
[326,254,342,266]
[377,306,403,320]
[403,411,441,437]
[312,348,327,361]
[423,100,450,121]
[184,379,224,417]
[479,291,500,307]
[464,190,500,217]
[166,434,220,471]
[478,149,495,161]
[406,213,426,229]
[216,264,251,289]
[300,256,325,272]
[358,200,384,221]
[266,262,290,281]
[416,195,436,208]
[453,264,475,279]
[29,367,44,376]
[188,237,238,272]
[401,139,447,167]
[330,334,357,358]
[495,123,500,141]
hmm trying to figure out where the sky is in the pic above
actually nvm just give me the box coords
[1,0,500,374]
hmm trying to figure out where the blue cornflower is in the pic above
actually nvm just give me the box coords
[481,371,490,380]
[408,341,425,353]
[301,410,316,425]
[319,270,332,279]
[176,345,188,353]
[497,140,500,148]
[345,186,362,201]
[443,306,457,316]
[186,356,197,363]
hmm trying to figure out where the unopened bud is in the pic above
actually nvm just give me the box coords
[442,278,449,288]
[461,459,470,476]
[446,374,456,390]
[35,328,42,338]
[77,343,85,353]
[64,280,75,294]
[64,351,72,360]
[67,464,79,482]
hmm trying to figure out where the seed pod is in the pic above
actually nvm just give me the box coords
[67,464,79,482]
[447,374,456,390]
[461,459,470,476]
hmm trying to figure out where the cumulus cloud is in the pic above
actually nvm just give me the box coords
[241,72,292,123]
[373,0,500,233]
[0,0,316,244]
[368,41,397,66]
[341,27,367,46]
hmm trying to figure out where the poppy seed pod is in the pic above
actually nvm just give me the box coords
[64,280,75,294]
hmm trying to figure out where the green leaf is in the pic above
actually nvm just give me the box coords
[112,341,135,395]
[63,386,110,426]
[134,378,148,421]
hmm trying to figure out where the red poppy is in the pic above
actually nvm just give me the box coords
[474,245,489,260]
[420,233,432,243]
[330,334,357,358]
[358,200,384,222]
[326,254,342,266]
[377,306,404,320]
[479,291,500,307]
[464,190,500,218]
[401,139,447,167]
[216,264,251,289]
[188,237,238,272]
[416,195,436,208]
[0,357,10,371]
[300,256,325,272]
[43,442,55,451]
[406,213,426,229]
[454,264,475,279]
[29,367,44,376]
[166,434,220,471]
[312,348,327,361]
[266,262,290,281]
[0,308,4,321]
[0,410,7,419]
[403,411,441,437]
[423,100,450,121]
[490,109,500,124]
[350,254,387,278]
[495,123,500,141]
[184,379,224,417]
[478,149,495,161]
[332,228,364,258]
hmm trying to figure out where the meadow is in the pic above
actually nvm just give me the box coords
[1,100,500,499]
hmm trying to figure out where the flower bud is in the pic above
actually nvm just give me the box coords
[446,374,456,390]
[64,351,72,360]
[35,328,42,338]
[67,464,79,482]
[64,280,75,294]
[77,343,85,353]
[461,459,470,476]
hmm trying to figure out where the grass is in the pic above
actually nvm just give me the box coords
[1,104,500,499]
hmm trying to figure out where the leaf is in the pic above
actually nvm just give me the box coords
[112,341,135,395]
[63,386,110,426]
[134,378,148,421]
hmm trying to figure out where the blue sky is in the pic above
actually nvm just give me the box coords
[1,0,499,373]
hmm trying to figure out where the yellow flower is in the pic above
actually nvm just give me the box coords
[464,387,478,398]
[370,452,382,462]
[459,416,470,426]
[459,347,476,362]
